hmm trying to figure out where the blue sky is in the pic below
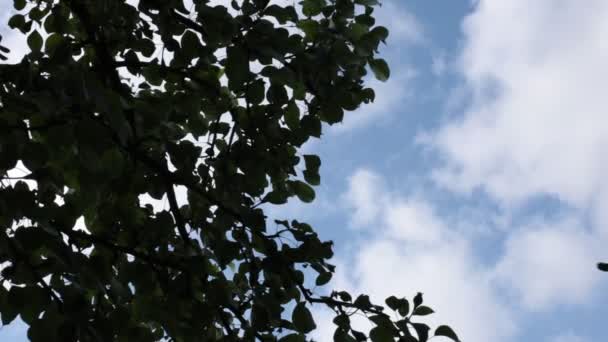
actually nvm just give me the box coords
[2,1,608,341]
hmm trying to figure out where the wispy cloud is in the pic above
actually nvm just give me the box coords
[427,0,608,215]
[316,168,516,342]
[550,332,587,342]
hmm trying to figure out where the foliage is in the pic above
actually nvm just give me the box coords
[0,0,458,341]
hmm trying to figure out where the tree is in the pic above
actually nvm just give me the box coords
[0,0,458,341]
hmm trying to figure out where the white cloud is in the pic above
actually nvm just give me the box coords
[321,168,516,342]
[421,0,608,316]
[550,332,586,342]
[428,0,608,215]
[384,199,444,243]
[431,52,447,77]
[343,169,387,227]
[493,218,603,311]
[376,1,425,45]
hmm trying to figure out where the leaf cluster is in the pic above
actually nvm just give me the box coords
[0,0,457,341]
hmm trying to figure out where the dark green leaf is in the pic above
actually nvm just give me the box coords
[292,180,315,203]
[435,325,460,342]
[301,115,321,138]
[354,295,372,309]
[370,26,389,43]
[226,45,249,90]
[369,58,390,81]
[45,34,63,55]
[247,79,266,105]
[337,291,352,302]
[13,0,26,10]
[298,20,320,40]
[303,0,326,17]
[315,271,332,286]
[413,323,430,342]
[333,314,350,329]
[27,30,42,52]
[181,30,201,58]
[8,14,26,30]
[355,0,380,5]
[285,101,300,130]
[412,305,434,316]
[385,296,400,310]
[279,333,306,342]
[369,326,393,342]
[398,299,410,317]
[413,292,423,308]
[334,328,356,342]
[292,302,316,333]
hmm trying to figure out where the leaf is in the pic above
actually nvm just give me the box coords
[0,287,17,326]
[267,84,288,104]
[369,58,390,81]
[181,30,201,58]
[279,333,306,342]
[369,326,393,342]
[385,296,400,310]
[27,30,42,52]
[285,101,300,130]
[352,330,367,342]
[8,14,25,30]
[413,323,430,342]
[45,33,63,55]
[264,5,298,24]
[1,304,18,326]
[263,189,289,205]
[320,102,344,124]
[292,302,316,333]
[413,292,423,308]
[247,79,266,105]
[303,170,320,186]
[298,19,320,41]
[137,38,156,57]
[303,154,321,185]
[302,0,326,17]
[226,45,249,90]
[333,328,356,342]
[355,0,380,5]
[398,299,410,317]
[412,305,434,316]
[354,295,372,309]
[337,291,352,302]
[292,180,315,203]
[301,115,321,138]
[369,314,393,329]
[332,314,350,329]
[315,271,332,286]
[350,23,369,41]
[13,0,26,10]
[370,26,389,43]
[434,325,460,342]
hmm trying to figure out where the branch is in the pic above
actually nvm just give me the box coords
[164,176,193,248]
[58,227,186,271]
[1,231,65,311]
[170,10,210,41]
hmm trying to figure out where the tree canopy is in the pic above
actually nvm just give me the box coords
[0,0,458,341]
